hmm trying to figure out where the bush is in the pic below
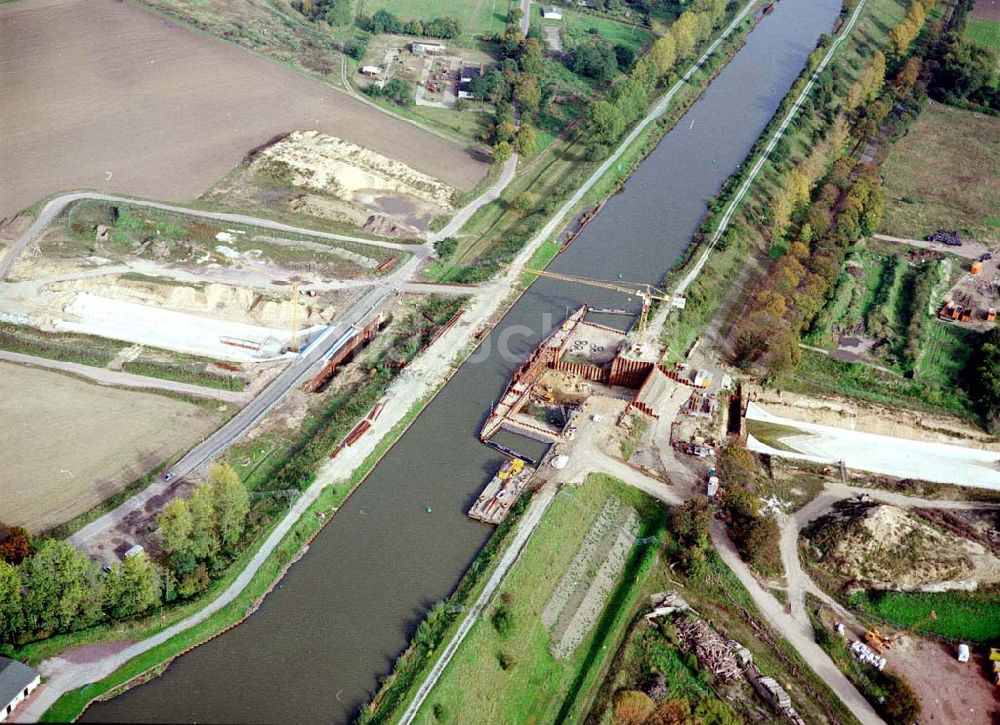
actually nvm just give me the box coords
[344,37,369,61]
[491,602,513,635]
[613,689,655,725]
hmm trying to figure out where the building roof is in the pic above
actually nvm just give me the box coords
[0,657,39,707]
[542,6,563,16]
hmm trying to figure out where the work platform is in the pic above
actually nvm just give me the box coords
[468,458,536,525]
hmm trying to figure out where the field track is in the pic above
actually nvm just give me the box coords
[0,0,486,219]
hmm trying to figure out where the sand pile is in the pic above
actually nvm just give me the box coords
[51,276,336,328]
[808,502,1000,592]
[253,131,455,209]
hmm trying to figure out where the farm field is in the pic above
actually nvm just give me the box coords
[411,474,667,724]
[0,0,486,220]
[964,16,1000,51]
[880,101,1000,244]
[0,362,223,531]
[357,0,510,46]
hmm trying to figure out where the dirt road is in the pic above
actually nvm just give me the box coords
[873,233,991,260]
[0,350,250,403]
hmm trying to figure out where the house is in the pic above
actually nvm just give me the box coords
[457,65,484,99]
[0,658,40,722]
[542,6,563,19]
[411,41,445,55]
[360,65,381,78]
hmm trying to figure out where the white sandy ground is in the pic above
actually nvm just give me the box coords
[745,402,1000,489]
[60,293,295,362]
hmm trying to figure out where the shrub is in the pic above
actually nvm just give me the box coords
[491,602,513,635]
[613,689,655,725]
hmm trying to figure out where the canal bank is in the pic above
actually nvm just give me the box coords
[84,0,845,722]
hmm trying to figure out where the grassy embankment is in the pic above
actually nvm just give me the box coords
[34,298,466,721]
[368,476,858,725]
[427,6,759,283]
[0,324,246,393]
[406,474,665,725]
[658,0,909,363]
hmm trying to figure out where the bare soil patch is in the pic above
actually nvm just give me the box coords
[0,0,486,218]
[890,637,999,724]
[0,362,222,530]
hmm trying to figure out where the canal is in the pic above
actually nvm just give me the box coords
[86,0,842,720]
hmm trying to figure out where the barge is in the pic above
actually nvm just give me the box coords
[468,458,536,525]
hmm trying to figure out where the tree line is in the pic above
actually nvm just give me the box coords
[583,0,729,159]
[293,1,463,39]
[730,0,950,380]
[0,463,251,648]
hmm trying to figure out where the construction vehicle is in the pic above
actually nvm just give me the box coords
[864,610,937,653]
[524,268,670,335]
[989,647,1000,685]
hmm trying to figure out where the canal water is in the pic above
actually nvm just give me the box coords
[86,0,842,721]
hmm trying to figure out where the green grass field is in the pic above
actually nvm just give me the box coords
[544,7,654,55]
[357,0,510,44]
[849,589,1000,642]
[412,474,667,724]
[881,101,1000,244]
[965,17,1000,52]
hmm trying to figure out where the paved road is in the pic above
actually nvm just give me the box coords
[68,285,389,552]
[0,191,418,281]
[0,350,251,403]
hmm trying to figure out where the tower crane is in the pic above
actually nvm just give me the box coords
[524,269,670,334]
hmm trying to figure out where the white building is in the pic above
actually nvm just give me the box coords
[0,658,40,722]
[411,41,445,55]
[542,6,564,19]
[360,65,381,78]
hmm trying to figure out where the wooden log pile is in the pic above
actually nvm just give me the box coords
[675,617,742,680]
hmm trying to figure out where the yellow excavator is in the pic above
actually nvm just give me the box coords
[865,610,937,653]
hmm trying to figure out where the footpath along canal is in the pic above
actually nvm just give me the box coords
[86,0,843,721]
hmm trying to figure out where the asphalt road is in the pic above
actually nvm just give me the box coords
[68,284,390,551]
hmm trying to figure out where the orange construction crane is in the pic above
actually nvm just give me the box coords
[525,268,669,334]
